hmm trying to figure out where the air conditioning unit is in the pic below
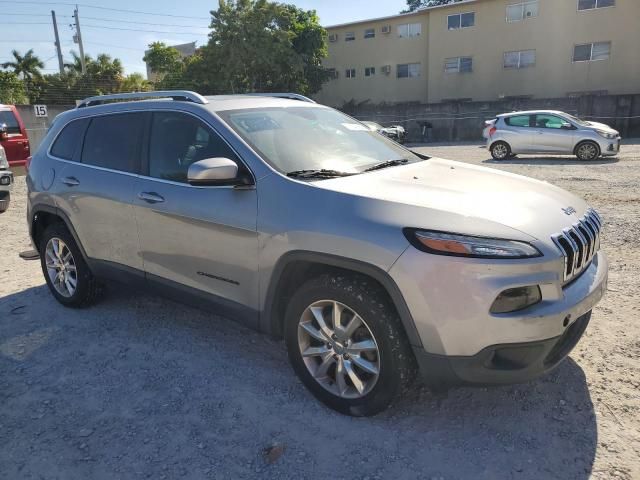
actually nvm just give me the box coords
[328,33,338,42]
[381,25,392,34]
[382,65,392,75]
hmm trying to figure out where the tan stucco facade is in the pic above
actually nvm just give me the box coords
[315,0,640,107]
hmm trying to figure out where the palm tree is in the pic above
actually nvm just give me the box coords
[1,49,44,80]
[64,51,92,75]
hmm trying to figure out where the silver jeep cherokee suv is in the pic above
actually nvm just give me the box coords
[27,91,608,416]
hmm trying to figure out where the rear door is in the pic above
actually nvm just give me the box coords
[532,114,575,153]
[501,114,534,152]
[53,112,145,270]
[0,106,30,166]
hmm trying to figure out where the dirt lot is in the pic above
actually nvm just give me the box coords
[1,143,639,480]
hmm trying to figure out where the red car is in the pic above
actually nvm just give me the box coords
[0,104,30,167]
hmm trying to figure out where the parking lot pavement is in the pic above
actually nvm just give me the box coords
[1,143,639,480]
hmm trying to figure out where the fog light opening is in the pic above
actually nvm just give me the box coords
[490,285,542,314]
[563,315,571,327]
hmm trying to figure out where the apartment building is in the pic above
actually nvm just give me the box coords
[314,0,640,106]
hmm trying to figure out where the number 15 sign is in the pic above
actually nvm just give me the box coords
[34,105,48,118]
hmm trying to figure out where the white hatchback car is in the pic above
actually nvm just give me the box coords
[485,110,621,161]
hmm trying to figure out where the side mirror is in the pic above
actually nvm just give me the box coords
[0,124,8,141]
[561,122,574,130]
[187,157,244,186]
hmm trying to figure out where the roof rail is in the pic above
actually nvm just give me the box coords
[76,90,209,109]
[243,93,316,103]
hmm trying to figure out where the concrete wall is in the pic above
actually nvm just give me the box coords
[317,0,640,106]
[340,93,640,142]
[15,105,74,153]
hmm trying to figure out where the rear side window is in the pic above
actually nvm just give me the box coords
[81,113,145,173]
[0,110,21,134]
[50,119,88,160]
[505,115,531,127]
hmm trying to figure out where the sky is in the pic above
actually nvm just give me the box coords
[0,0,408,78]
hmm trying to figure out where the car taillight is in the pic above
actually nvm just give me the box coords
[489,127,497,137]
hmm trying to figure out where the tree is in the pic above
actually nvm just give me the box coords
[1,49,44,80]
[0,71,29,104]
[193,0,329,95]
[120,73,152,92]
[403,0,456,13]
[143,42,183,77]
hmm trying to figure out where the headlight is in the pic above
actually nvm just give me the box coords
[403,229,541,259]
[596,130,617,140]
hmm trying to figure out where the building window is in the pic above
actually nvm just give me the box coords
[398,23,422,38]
[364,28,375,39]
[573,42,611,62]
[578,0,615,10]
[445,56,473,73]
[328,33,338,42]
[345,32,355,42]
[506,1,539,22]
[504,49,536,69]
[345,68,356,78]
[447,12,475,30]
[365,67,376,77]
[397,63,421,78]
[327,68,339,80]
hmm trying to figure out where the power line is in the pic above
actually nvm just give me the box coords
[82,24,208,36]
[0,1,209,20]
[81,16,209,29]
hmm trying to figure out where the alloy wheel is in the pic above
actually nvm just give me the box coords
[492,143,508,159]
[297,300,381,399]
[45,237,78,298]
[577,143,597,160]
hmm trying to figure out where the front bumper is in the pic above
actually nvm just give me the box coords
[599,136,621,156]
[414,310,591,389]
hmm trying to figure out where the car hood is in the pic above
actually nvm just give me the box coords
[586,121,618,133]
[317,158,589,243]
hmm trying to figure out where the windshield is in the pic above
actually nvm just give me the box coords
[218,106,422,175]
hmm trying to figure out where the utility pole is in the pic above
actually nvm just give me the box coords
[51,10,64,74]
[73,6,86,75]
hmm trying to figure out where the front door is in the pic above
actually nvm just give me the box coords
[532,114,575,153]
[133,111,259,319]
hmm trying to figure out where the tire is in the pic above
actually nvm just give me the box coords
[284,273,416,416]
[39,223,102,308]
[575,141,600,161]
[490,141,511,160]
[0,191,9,213]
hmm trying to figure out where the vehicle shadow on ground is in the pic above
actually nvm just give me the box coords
[483,156,620,166]
[0,284,597,480]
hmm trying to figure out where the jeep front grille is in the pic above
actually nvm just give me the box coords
[551,208,602,284]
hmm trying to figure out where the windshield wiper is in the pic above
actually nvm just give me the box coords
[363,159,409,172]
[287,169,356,179]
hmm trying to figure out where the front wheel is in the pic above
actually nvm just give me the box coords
[0,192,9,213]
[284,274,416,416]
[490,141,511,160]
[575,141,600,161]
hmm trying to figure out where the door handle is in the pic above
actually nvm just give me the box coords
[138,192,165,204]
[62,176,80,186]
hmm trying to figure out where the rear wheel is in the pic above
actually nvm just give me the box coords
[490,141,511,160]
[39,223,102,307]
[575,141,600,161]
[285,273,416,416]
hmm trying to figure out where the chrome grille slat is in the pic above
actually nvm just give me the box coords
[552,208,603,284]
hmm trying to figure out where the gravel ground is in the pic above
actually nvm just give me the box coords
[1,142,639,480]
